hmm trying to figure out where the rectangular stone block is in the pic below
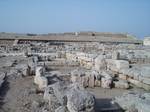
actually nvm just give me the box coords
[114,80,129,89]
[88,74,95,88]
[142,83,150,91]
[128,78,143,88]
[106,59,129,72]
[101,78,112,89]
[119,74,128,80]
[94,79,101,87]
[139,76,150,85]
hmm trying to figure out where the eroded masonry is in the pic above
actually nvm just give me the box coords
[0,32,150,112]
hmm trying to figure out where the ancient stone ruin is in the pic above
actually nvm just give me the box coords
[0,32,149,112]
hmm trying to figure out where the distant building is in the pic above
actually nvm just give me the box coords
[75,32,78,36]
[144,37,150,46]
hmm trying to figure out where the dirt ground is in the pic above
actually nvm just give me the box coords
[0,76,47,112]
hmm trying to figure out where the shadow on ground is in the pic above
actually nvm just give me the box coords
[0,77,10,111]
[95,98,123,112]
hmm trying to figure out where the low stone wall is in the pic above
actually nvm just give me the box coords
[119,67,150,90]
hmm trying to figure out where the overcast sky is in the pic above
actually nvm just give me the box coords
[0,0,150,38]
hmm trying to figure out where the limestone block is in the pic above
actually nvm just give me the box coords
[139,76,150,85]
[85,62,94,69]
[35,67,44,77]
[82,75,89,88]
[133,71,140,80]
[94,79,101,87]
[128,78,143,88]
[34,76,48,89]
[15,64,31,76]
[113,92,150,112]
[71,74,80,83]
[34,66,48,90]
[118,74,128,80]
[140,67,150,78]
[115,60,129,70]
[22,67,30,76]
[94,55,106,71]
[106,59,129,72]
[114,80,129,89]
[71,74,83,85]
[101,77,112,89]
[141,83,150,91]
[112,51,120,60]
[66,85,95,112]
[101,71,112,79]
[38,77,48,89]
[88,74,95,88]
[45,82,95,112]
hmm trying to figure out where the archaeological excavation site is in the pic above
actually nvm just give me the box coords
[0,32,150,112]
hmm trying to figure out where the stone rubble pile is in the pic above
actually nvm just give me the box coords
[44,82,95,112]
[71,69,114,89]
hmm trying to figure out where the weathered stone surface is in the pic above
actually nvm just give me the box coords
[44,86,61,111]
[106,59,129,72]
[88,74,95,88]
[128,78,143,88]
[118,74,128,80]
[51,82,69,106]
[112,51,120,60]
[94,55,106,71]
[140,66,150,78]
[44,82,95,112]
[94,79,101,87]
[71,69,101,88]
[34,66,48,90]
[114,80,129,89]
[139,76,150,85]
[101,71,112,88]
[128,77,150,90]
[82,75,89,88]
[141,83,150,91]
[55,106,68,112]
[101,77,112,89]
[113,92,150,112]
[66,86,95,112]
[15,64,31,76]
[71,69,89,88]
[101,71,112,79]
